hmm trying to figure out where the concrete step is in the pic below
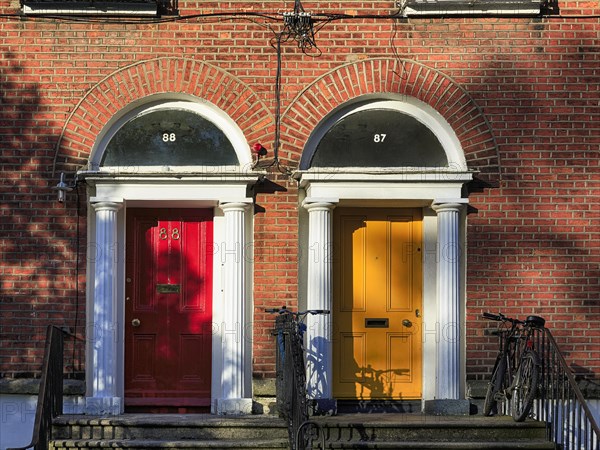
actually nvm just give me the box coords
[50,414,289,450]
[49,438,288,449]
[322,442,556,449]
[50,413,557,450]
[306,414,556,449]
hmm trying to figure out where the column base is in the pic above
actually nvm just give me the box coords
[214,398,253,415]
[85,396,122,415]
[423,399,471,416]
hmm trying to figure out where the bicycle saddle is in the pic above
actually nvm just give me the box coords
[525,315,545,328]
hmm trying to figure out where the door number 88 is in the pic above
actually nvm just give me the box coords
[159,227,180,240]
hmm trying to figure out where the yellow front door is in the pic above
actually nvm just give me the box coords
[332,208,423,400]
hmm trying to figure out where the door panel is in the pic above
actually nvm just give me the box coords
[333,208,422,400]
[125,208,213,411]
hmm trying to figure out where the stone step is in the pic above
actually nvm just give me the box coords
[49,438,289,449]
[306,414,554,448]
[50,413,557,450]
[322,442,556,449]
[52,414,289,442]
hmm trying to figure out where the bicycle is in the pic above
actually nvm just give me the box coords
[482,312,545,422]
[266,306,330,450]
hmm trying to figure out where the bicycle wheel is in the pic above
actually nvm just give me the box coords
[511,350,540,422]
[483,355,508,416]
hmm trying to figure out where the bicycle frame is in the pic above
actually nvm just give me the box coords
[483,312,545,421]
[267,306,330,450]
[492,319,521,405]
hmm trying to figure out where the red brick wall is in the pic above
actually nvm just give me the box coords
[1,0,599,382]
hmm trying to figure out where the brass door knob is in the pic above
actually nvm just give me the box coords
[402,319,413,328]
[131,318,141,327]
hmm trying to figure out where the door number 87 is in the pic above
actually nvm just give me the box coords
[373,134,386,143]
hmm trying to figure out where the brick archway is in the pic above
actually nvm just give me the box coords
[52,57,272,174]
[281,58,500,181]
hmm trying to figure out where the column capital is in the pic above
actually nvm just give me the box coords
[431,199,467,213]
[302,198,338,212]
[218,200,251,212]
[90,197,123,211]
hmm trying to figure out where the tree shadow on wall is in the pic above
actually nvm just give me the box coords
[0,51,84,379]
[468,14,600,380]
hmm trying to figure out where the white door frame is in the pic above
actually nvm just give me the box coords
[296,95,474,410]
[83,177,258,415]
[81,97,259,415]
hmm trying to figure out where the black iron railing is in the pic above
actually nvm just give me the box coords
[498,326,600,450]
[274,313,309,450]
[8,326,68,450]
[537,328,600,450]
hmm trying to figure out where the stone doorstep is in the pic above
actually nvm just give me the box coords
[49,413,554,450]
[304,414,553,450]
[49,441,555,450]
[309,413,549,427]
[49,438,290,449]
[52,413,289,441]
[307,414,548,440]
[322,443,556,449]
[53,413,288,427]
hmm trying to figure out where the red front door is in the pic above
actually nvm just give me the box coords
[125,208,213,412]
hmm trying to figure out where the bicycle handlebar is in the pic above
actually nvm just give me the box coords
[483,312,502,321]
[483,311,524,325]
[265,306,330,316]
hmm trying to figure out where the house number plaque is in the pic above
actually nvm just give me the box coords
[156,284,181,293]
[158,227,180,240]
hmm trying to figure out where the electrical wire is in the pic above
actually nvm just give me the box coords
[273,33,284,172]
[2,4,599,22]
[254,26,293,175]
[253,0,332,174]
[0,10,282,23]
[389,14,409,81]
[252,2,404,174]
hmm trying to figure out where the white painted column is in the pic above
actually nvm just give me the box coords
[86,199,123,415]
[217,201,252,414]
[431,201,465,401]
[303,200,336,411]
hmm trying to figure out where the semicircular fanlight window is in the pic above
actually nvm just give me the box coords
[102,108,239,167]
[310,108,448,168]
